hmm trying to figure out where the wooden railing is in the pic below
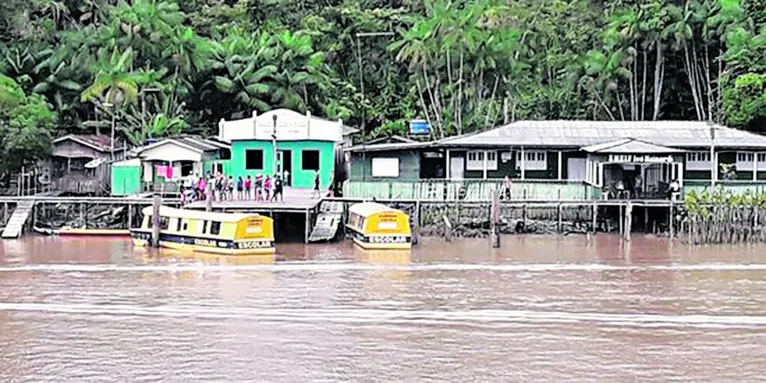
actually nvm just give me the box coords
[343,180,596,201]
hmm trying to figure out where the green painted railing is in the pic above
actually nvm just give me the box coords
[343,180,595,201]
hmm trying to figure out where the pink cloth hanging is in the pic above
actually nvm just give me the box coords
[166,166,173,179]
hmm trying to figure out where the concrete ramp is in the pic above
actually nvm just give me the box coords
[308,201,344,242]
[2,201,35,239]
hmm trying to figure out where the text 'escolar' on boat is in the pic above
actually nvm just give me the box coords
[131,206,275,255]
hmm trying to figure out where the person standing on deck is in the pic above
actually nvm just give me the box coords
[228,176,235,200]
[263,175,272,201]
[236,176,244,200]
[272,175,284,203]
[255,174,263,202]
[312,170,321,198]
[244,175,252,200]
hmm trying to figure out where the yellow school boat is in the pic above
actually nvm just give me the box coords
[131,206,275,255]
[346,202,412,250]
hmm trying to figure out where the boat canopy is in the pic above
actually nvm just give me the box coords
[140,206,260,223]
[348,202,400,218]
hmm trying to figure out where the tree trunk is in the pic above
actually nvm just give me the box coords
[416,79,434,137]
[616,89,626,121]
[652,42,664,120]
[683,43,703,120]
[641,49,648,120]
[421,63,443,137]
[457,50,464,134]
[485,75,500,129]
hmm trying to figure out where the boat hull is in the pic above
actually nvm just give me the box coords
[352,237,412,250]
[130,230,275,255]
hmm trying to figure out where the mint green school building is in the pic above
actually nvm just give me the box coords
[219,109,356,189]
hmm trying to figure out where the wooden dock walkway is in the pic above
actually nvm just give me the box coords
[185,188,326,213]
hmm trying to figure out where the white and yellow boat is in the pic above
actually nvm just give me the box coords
[131,206,275,255]
[346,202,412,250]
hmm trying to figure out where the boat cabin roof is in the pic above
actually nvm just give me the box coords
[140,206,263,223]
[348,202,403,217]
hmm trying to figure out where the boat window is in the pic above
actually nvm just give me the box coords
[176,218,183,232]
[182,221,188,231]
[160,217,169,230]
[210,221,222,235]
[197,220,208,235]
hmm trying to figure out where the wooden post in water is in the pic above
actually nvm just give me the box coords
[151,194,161,248]
[490,190,500,248]
[643,207,649,232]
[591,202,597,233]
[412,200,421,246]
[619,204,624,236]
[79,203,85,225]
[443,215,453,243]
[669,201,674,240]
[624,201,633,241]
[127,204,133,229]
[557,203,563,234]
[2,202,6,226]
[304,210,311,244]
[205,183,213,212]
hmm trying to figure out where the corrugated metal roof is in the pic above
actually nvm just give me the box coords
[345,142,436,153]
[439,120,766,148]
[581,138,685,154]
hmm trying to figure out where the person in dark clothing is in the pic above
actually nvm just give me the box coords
[236,176,244,200]
[312,170,321,198]
[272,175,284,202]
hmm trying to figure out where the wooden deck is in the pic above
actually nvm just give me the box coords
[185,188,328,213]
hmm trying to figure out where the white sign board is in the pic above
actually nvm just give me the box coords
[219,109,343,143]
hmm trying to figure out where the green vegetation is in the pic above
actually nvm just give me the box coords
[2,0,766,174]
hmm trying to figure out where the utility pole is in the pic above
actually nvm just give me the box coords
[272,114,278,176]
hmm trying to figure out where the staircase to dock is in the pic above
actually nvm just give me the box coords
[1,201,35,239]
[308,201,345,242]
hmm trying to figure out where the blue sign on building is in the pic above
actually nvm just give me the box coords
[409,119,430,135]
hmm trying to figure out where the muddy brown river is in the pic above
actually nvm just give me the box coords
[1,235,766,381]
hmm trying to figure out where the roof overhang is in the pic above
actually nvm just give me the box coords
[581,138,685,154]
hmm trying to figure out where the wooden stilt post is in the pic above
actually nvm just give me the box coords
[412,200,421,246]
[151,194,161,248]
[669,201,674,240]
[490,190,500,248]
[304,209,310,244]
[591,202,597,233]
[205,183,213,212]
[80,203,85,228]
[2,202,6,226]
[624,201,633,241]
[443,215,453,243]
[619,203,624,236]
[127,204,133,229]
[643,206,649,232]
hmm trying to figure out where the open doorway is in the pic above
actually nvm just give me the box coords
[603,162,681,199]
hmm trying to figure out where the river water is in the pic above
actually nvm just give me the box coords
[1,235,766,382]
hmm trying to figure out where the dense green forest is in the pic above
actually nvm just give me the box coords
[1,0,766,173]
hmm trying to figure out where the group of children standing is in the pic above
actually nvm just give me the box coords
[182,172,285,203]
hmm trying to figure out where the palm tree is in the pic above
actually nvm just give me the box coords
[81,47,146,106]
